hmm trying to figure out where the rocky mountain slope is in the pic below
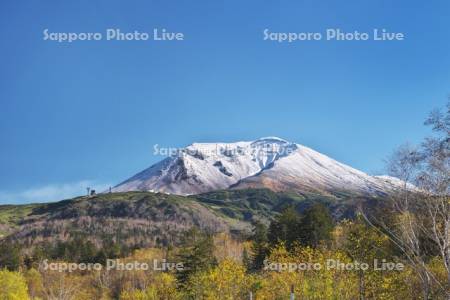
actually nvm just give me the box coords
[113,137,401,197]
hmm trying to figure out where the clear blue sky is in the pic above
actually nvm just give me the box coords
[0,0,449,203]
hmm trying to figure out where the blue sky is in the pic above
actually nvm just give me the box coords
[0,0,449,203]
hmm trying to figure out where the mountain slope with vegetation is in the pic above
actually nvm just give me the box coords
[0,188,374,252]
[0,192,233,250]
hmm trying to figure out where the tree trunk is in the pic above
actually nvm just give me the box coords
[359,271,365,300]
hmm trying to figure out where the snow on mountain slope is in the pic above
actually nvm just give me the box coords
[231,145,398,196]
[112,137,401,196]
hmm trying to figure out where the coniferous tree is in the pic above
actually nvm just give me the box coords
[175,228,217,285]
[0,242,21,271]
[249,221,269,271]
[268,206,301,250]
[242,247,251,271]
[299,203,333,248]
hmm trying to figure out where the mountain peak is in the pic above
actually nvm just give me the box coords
[113,137,402,196]
[254,136,289,143]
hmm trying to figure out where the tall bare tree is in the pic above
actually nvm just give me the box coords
[364,99,449,299]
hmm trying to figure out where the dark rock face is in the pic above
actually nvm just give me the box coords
[213,161,233,177]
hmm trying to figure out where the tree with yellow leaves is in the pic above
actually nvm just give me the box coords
[188,258,253,299]
[120,273,181,300]
[0,269,29,300]
[256,243,359,299]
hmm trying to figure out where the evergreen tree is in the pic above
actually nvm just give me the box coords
[242,247,251,271]
[0,242,21,271]
[250,222,269,272]
[299,203,333,248]
[249,221,269,271]
[175,228,217,285]
[268,206,301,250]
[80,240,97,263]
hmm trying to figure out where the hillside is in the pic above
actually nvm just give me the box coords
[0,192,233,250]
[0,189,375,252]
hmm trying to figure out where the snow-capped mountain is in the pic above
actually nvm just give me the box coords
[112,137,401,196]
